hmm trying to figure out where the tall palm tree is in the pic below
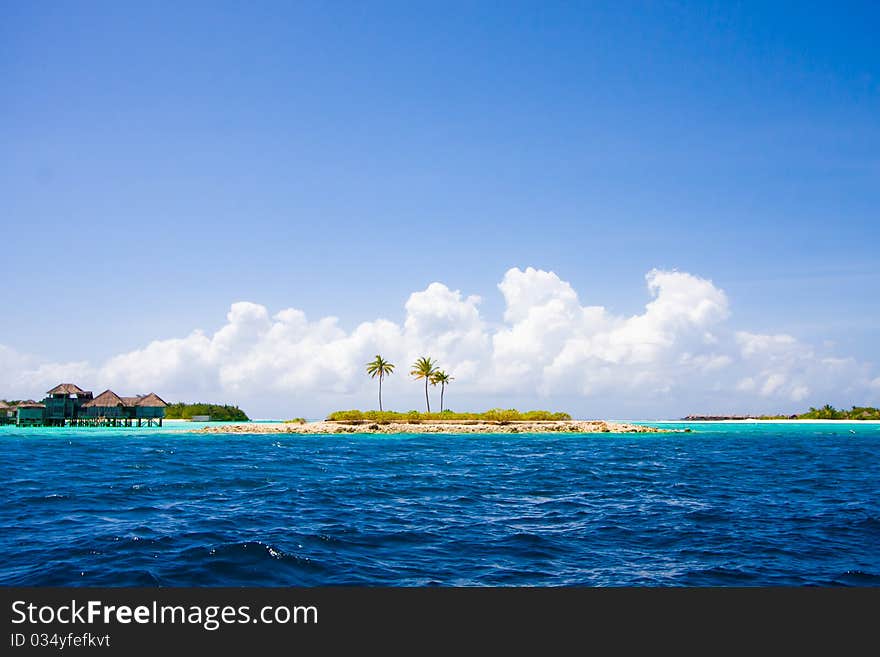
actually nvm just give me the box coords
[430,370,454,412]
[366,355,395,411]
[410,356,438,413]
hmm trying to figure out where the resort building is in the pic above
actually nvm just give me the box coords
[15,401,47,427]
[81,390,168,426]
[3,383,167,427]
[0,400,16,425]
[44,383,94,426]
[82,389,125,419]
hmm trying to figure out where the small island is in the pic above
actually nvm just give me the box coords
[684,405,880,421]
[164,403,250,422]
[193,409,669,434]
[192,355,675,435]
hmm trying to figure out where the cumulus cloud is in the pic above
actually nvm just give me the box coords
[1,267,876,417]
[0,345,94,397]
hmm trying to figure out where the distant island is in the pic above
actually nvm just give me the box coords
[193,408,672,435]
[685,405,880,421]
[164,403,249,422]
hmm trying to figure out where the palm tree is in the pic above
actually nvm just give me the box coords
[366,355,395,411]
[430,370,454,412]
[410,356,438,412]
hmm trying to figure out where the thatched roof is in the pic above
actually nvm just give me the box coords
[136,393,168,408]
[118,393,167,408]
[82,390,124,408]
[46,383,86,395]
[0,401,10,409]
[18,400,46,409]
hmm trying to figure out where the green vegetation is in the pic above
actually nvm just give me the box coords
[326,409,572,424]
[285,417,307,424]
[756,404,880,421]
[164,403,249,421]
[758,405,880,420]
[365,355,395,412]
[799,405,880,420]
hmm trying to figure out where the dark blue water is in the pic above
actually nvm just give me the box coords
[1,423,878,586]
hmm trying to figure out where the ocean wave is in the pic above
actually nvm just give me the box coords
[1,426,879,586]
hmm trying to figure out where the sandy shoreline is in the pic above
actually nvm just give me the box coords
[192,420,671,435]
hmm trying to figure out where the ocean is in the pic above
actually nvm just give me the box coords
[1,421,878,586]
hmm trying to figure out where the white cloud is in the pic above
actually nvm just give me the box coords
[1,267,876,417]
[734,331,872,404]
[791,385,810,402]
[736,377,756,392]
[0,345,95,398]
[760,373,787,396]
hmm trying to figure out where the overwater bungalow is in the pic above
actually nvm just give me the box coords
[81,389,168,426]
[44,383,94,426]
[125,393,168,424]
[0,400,14,425]
[16,401,47,426]
[82,389,126,419]
[7,383,167,427]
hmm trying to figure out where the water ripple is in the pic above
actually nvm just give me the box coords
[0,425,878,585]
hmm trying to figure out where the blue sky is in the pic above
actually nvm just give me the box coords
[1,2,878,416]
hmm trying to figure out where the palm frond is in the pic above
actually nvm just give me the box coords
[366,355,395,378]
[430,370,453,385]
[410,356,438,379]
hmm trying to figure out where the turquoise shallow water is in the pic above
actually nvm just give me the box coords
[1,421,878,586]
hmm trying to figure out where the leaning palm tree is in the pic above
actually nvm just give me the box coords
[430,370,454,412]
[366,355,395,411]
[410,356,438,413]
